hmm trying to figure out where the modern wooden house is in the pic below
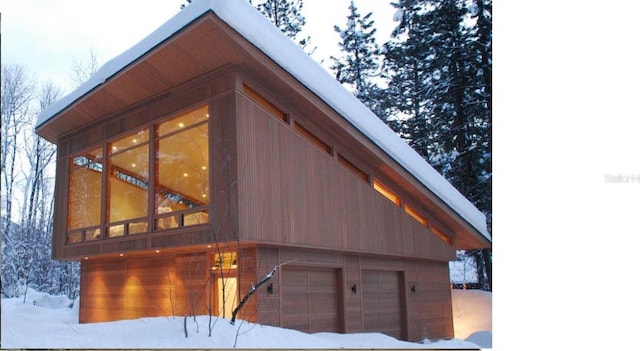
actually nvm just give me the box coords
[35,0,491,342]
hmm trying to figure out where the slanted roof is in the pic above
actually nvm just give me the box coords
[35,0,490,245]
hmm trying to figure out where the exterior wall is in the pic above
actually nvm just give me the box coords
[235,90,455,261]
[252,246,454,342]
[79,251,210,323]
[61,66,457,341]
[52,68,240,261]
[78,245,453,342]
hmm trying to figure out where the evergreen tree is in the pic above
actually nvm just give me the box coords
[383,0,492,290]
[383,0,434,143]
[330,1,386,120]
[466,0,492,290]
[250,0,315,54]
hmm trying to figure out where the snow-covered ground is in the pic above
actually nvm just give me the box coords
[1,288,491,349]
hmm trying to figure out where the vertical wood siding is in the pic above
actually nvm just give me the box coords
[280,266,341,333]
[79,252,210,323]
[247,246,453,342]
[236,94,455,261]
[361,270,406,340]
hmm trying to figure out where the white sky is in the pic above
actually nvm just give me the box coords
[1,0,396,94]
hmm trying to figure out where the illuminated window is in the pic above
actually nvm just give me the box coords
[432,226,452,245]
[156,106,210,228]
[212,252,238,270]
[212,251,238,319]
[373,179,401,207]
[68,147,103,232]
[107,129,149,237]
[65,106,212,243]
[404,204,428,226]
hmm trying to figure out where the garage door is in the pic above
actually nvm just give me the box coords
[281,266,340,333]
[362,270,405,339]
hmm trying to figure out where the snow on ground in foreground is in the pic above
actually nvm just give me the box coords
[1,288,491,349]
[452,288,492,343]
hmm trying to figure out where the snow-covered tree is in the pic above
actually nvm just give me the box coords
[1,65,80,299]
[330,1,388,121]
[382,0,492,289]
[382,0,435,141]
[1,65,34,233]
[250,0,315,54]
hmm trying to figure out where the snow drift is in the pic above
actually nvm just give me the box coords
[1,288,491,349]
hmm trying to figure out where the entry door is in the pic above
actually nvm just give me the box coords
[281,266,341,333]
[217,277,238,319]
[362,270,406,339]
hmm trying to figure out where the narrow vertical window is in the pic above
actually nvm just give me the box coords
[107,129,150,237]
[68,147,103,241]
[156,106,210,229]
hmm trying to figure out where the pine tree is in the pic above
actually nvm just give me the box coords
[383,0,435,144]
[330,1,385,119]
[383,0,492,290]
[250,0,315,54]
[466,0,492,290]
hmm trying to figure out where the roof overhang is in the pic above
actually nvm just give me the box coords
[35,0,491,249]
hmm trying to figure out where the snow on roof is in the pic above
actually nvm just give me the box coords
[36,0,490,241]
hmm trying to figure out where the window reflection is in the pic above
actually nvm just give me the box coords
[156,106,209,226]
[68,147,103,231]
[107,129,149,237]
[65,106,211,242]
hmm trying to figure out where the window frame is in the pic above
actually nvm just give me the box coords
[64,104,212,244]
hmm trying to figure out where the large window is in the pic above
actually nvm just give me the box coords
[66,105,210,244]
[107,129,150,237]
[67,147,103,243]
[156,106,210,230]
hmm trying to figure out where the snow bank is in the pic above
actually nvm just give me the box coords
[452,289,492,346]
[1,289,490,349]
[466,331,492,348]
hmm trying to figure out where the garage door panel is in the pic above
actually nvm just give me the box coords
[281,266,340,333]
[282,269,308,287]
[308,270,337,287]
[281,314,309,331]
[282,299,309,310]
[362,270,405,340]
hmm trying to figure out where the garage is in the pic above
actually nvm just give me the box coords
[280,266,341,333]
[361,270,406,339]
